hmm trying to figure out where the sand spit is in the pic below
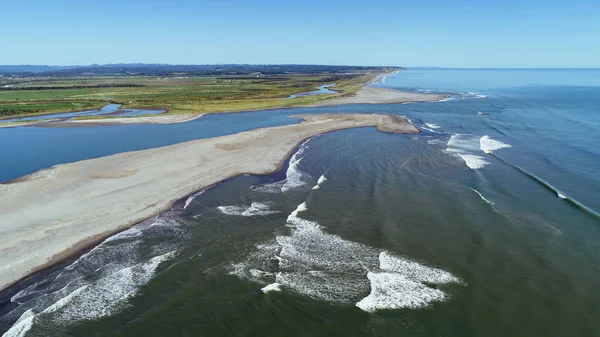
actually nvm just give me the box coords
[0,113,418,291]
[0,114,204,128]
[311,87,448,107]
[41,114,205,127]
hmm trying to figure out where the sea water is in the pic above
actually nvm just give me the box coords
[1,69,600,337]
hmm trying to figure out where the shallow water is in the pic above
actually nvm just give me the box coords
[289,84,337,98]
[1,69,600,337]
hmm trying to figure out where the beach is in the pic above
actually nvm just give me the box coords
[44,113,205,127]
[0,113,418,292]
[310,87,449,106]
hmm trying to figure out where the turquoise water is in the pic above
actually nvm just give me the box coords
[1,69,599,336]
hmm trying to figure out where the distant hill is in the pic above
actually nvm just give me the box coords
[0,65,79,73]
[0,64,403,76]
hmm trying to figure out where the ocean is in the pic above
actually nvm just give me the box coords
[1,69,599,337]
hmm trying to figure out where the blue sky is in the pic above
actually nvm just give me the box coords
[2,0,599,67]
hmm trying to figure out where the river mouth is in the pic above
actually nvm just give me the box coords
[289,84,337,98]
[2,69,600,336]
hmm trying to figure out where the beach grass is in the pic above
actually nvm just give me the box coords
[0,71,385,118]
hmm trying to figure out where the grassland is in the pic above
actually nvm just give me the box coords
[0,69,390,119]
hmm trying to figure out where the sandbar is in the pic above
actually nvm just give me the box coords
[0,113,418,291]
[310,87,449,107]
[51,113,205,127]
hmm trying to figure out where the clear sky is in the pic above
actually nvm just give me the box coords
[2,0,599,67]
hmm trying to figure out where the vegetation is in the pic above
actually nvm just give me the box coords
[0,65,399,118]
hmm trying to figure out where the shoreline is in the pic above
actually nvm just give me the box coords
[0,113,419,292]
[0,143,299,299]
[0,71,448,128]
[308,86,449,107]
[43,113,205,127]
[6,87,445,128]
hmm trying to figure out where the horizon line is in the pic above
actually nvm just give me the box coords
[0,63,599,70]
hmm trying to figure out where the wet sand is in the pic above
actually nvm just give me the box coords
[0,113,419,291]
[47,114,205,127]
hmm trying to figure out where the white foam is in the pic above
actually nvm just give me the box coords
[184,189,207,209]
[459,154,489,169]
[2,309,35,337]
[557,193,567,199]
[446,134,480,153]
[233,200,461,312]
[355,272,447,312]
[41,286,88,314]
[469,188,495,206]
[3,250,176,335]
[49,251,175,322]
[253,139,311,193]
[281,146,307,192]
[312,175,327,190]
[103,227,143,243]
[286,202,307,223]
[261,283,282,293]
[425,123,441,129]
[480,135,511,154]
[378,252,459,284]
[217,202,279,217]
[446,134,491,169]
[466,92,487,99]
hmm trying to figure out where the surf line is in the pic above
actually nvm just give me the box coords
[489,153,600,219]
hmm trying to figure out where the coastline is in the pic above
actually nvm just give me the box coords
[308,87,449,107]
[0,78,447,128]
[0,113,419,292]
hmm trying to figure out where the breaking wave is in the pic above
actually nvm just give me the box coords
[184,189,207,209]
[312,175,327,190]
[1,219,181,336]
[446,134,490,169]
[480,136,511,154]
[489,153,600,219]
[469,188,495,206]
[445,134,511,170]
[231,189,461,312]
[217,202,279,217]
[252,139,311,193]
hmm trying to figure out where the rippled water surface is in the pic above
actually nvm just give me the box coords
[1,69,599,337]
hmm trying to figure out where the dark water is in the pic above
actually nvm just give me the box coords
[1,69,600,337]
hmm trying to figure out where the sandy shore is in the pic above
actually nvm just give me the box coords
[0,114,205,128]
[51,113,205,127]
[310,87,448,107]
[0,113,418,291]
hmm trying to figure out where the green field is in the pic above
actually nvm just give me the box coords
[0,70,389,118]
